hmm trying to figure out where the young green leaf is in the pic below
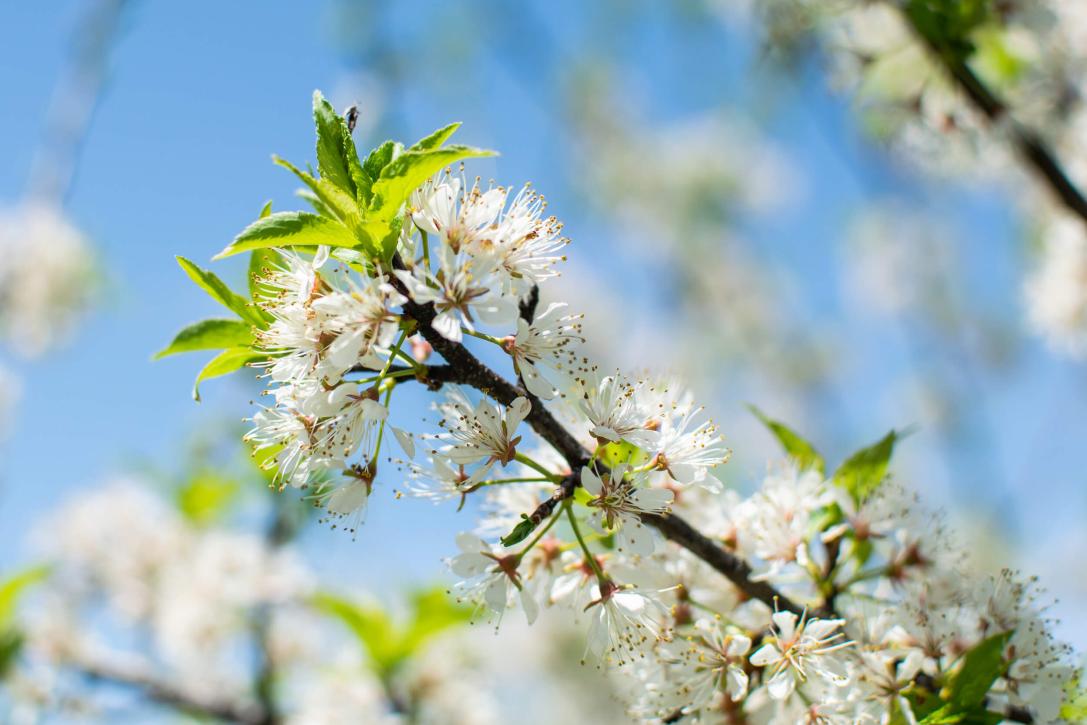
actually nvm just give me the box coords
[176,256,265,327]
[832,430,899,505]
[597,439,650,469]
[367,144,496,226]
[312,90,357,195]
[311,593,402,676]
[312,588,470,679]
[357,139,404,205]
[273,155,360,225]
[915,630,1013,724]
[175,470,240,525]
[213,212,364,260]
[376,213,403,264]
[408,121,461,152]
[154,318,253,360]
[0,629,22,679]
[0,567,49,628]
[946,630,1013,710]
[192,347,262,402]
[500,515,538,548]
[748,405,826,475]
[1061,672,1087,721]
[259,199,273,218]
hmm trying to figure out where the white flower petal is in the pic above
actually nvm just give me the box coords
[392,427,415,459]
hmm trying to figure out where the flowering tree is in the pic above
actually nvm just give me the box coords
[145,91,1084,724]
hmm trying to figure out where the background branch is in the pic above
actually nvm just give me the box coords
[898,3,1087,225]
[76,656,269,725]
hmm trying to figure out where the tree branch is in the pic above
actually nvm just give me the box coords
[76,657,269,724]
[397,296,810,616]
[899,4,1087,225]
[640,512,809,616]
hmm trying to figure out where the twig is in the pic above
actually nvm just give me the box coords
[640,512,810,616]
[77,657,269,724]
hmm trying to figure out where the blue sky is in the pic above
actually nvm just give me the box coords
[2,1,1085,649]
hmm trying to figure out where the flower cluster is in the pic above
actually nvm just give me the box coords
[163,100,1080,723]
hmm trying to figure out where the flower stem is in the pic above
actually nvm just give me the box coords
[349,368,417,386]
[566,502,608,587]
[462,328,506,346]
[513,452,559,481]
[371,330,410,462]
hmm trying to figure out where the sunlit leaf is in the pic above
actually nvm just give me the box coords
[312,90,361,196]
[154,318,253,360]
[192,347,262,401]
[176,256,265,327]
[0,567,49,627]
[213,212,363,260]
[748,405,825,475]
[408,121,461,152]
[832,430,898,505]
[175,470,240,525]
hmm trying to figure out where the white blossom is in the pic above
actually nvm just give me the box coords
[577,372,659,448]
[749,610,852,700]
[504,302,582,399]
[394,246,516,342]
[449,533,538,624]
[435,387,531,482]
[581,465,672,555]
[584,582,666,664]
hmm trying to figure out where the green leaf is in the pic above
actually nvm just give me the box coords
[273,155,360,225]
[366,144,496,232]
[748,405,826,475]
[192,347,262,402]
[597,440,650,469]
[0,628,23,679]
[312,593,401,675]
[1061,671,1087,721]
[947,631,1012,710]
[259,199,273,218]
[376,213,403,262]
[312,90,357,195]
[313,588,469,679]
[176,256,265,327]
[154,318,253,360]
[0,567,49,627]
[358,140,404,206]
[401,586,472,654]
[408,121,461,152]
[175,470,240,525]
[832,430,899,505]
[500,516,537,548]
[213,212,363,260]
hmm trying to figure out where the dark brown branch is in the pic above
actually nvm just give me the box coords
[900,5,1087,225]
[403,297,590,467]
[519,284,540,323]
[396,295,810,616]
[1001,704,1034,724]
[640,512,809,616]
[78,658,269,724]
